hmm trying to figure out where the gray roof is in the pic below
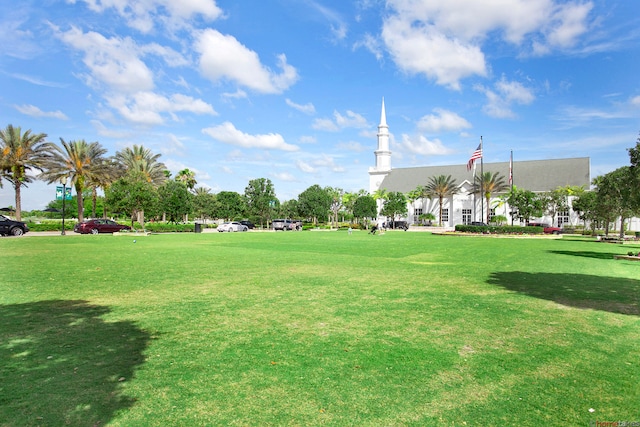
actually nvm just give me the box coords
[379,157,590,193]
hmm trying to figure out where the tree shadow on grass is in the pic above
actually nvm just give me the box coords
[0,300,149,426]
[487,272,640,316]
[548,250,625,260]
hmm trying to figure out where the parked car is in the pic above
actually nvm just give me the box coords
[74,219,131,234]
[0,214,29,236]
[240,220,255,229]
[287,220,303,231]
[470,221,488,226]
[217,221,249,232]
[384,220,408,230]
[272,219,291,231]
[527,222,563,234]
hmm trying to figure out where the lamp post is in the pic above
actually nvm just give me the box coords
[61,177,67,235]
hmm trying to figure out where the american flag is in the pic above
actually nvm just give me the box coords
[467,143,483,171]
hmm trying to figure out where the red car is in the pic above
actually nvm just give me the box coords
[74,219,131,234]
[528,222,562,234]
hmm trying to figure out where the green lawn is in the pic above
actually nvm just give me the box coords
[1,231,639,426]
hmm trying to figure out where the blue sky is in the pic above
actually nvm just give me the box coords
[1,0,639,211]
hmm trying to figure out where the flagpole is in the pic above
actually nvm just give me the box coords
[480,136,484,224]
[509,150,514,225]
[472,161,477,222]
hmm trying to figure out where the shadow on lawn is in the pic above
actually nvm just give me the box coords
[0,300,149,426]
[548,249,624,260]
[487,272,640,316]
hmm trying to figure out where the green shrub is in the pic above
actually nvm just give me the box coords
[144,222,209,233]
[455,225,543,234]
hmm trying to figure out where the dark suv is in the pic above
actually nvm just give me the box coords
[385,220,408,230]
[0,214,29,236]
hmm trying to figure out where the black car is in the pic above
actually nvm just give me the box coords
[470,221,488,226]
[0,214,29,236]
[385,220,408,230]
[240,220,255,229]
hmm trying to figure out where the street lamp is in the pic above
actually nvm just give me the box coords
[61,177,68,235]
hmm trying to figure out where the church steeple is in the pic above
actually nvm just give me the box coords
[369,97,392,194]
[375,97,391,171]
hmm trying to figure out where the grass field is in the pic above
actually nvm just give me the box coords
[1,230,639,426]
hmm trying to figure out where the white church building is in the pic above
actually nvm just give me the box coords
[368,99,595,229]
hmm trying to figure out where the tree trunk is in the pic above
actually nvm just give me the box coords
[76,183,84,222]
[14,182,22,221]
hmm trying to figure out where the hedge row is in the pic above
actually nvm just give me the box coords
[455,225,543,234]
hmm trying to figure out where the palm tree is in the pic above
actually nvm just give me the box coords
[474,171,508,224]
[115,145,166,224]
[176,168,197,191]
[85,157,120,218]
[0,125,55,220]
[425,175,458,226]
[406,187,425,224]
[372,187,388,219]
[115,145,167,187]
[40,139,109,222]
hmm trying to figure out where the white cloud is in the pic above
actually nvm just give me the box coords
[106,92,216,125]
[296,160,316,173]
[202,122,299,151]
[475,76,535,119]
[353,33,383,61]
[55,26,155,93]
[14,104,68,120]
[417,108,471,133]
[312,118,339,132]
[306,0,348,41]
[272,171,297,182]
[382,16,486,90]
[381,0,594,89]
[630,96,640,106]
[398,134,454,156]
[68,0,223,33]
[286,99,316,115]
[90,120,132,138]
[336,141,367,152]
[299,136,317,144]
[195,29,298,94]
[312,110,369,132]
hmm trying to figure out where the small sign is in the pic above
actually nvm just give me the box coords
[56,186,72,200]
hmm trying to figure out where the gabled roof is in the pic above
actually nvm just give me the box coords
[379,157,590,193]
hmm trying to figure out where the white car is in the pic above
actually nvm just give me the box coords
[217,221,249,232]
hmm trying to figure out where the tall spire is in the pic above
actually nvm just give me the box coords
[380,97,387,127]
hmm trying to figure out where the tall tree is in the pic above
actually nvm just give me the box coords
[192,187,216,222]
[40,139,109,222]
[84,157,120,219]
[244,178,276,228]
[381,191,408,221]
[595,167,635,238]
[0,125,54,220]
[474,171,508,224]
[159,180,193,223]
[325,186,344,228]
[105,171,159,230]
[176,168,197,190]
[214,191,245,221]
[115,145,166,223]
[353,195,377,226]
[628,133,640,214]
[507,186,545,224]
[297,184,331,225]
[115,145,167,187]
[425,175,458,226]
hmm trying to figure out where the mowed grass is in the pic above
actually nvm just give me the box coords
[1,231,639,426]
